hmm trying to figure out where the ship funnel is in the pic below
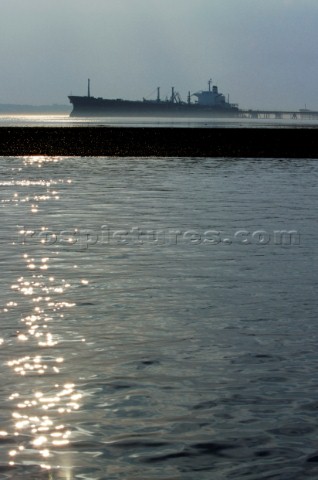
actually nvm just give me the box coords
[88,78,91,98]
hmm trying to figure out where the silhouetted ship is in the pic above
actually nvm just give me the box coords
[69,79,239,117]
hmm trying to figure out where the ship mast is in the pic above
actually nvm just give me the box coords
[208,78,212,92]
[171,87,175,103]
[88,78,91,98]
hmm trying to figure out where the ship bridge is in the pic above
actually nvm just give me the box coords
[193,80,227,107]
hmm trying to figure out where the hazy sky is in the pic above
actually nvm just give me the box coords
[1,0,318,109]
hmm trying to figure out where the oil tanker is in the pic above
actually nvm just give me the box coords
[68,79,239,117]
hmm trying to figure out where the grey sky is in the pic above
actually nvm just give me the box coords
[1,0,317,109]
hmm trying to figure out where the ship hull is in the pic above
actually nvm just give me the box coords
[68,96,239,117]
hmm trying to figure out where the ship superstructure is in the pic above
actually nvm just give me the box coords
[193,79,229,107]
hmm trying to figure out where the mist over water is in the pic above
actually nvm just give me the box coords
[1,115,318,478]
[1,114,318,128]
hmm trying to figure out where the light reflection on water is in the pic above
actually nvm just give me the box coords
[5,253,83,474]
[1,154,318,479]
[0,155,89,478]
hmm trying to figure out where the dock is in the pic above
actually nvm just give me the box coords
[240,110,318,120]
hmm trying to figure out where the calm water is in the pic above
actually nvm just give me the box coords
[1,116,318,479]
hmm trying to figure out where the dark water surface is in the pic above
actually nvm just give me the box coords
[1,155,318,479]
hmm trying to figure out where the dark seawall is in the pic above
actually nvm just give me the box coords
[0,126,317,157]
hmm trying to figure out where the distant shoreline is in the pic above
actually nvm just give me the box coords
[0,126,318,158]
[0,104,71,114]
